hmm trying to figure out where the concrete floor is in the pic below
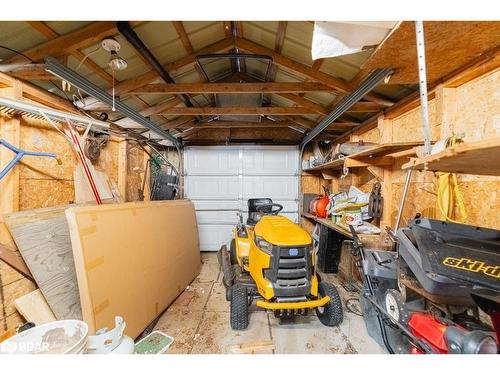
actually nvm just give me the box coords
[154,253,384,354]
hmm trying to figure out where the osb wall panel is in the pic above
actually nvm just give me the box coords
[390,99,439,143]
[353,126,381,144]
[448,69,500,141]
[391,182,438,228]
[19,180,75,211]
[94,139,119,185]
[126,143,146,202]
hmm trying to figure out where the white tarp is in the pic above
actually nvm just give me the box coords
[311,21,398,60]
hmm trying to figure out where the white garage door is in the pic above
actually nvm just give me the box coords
[184,145,299,251]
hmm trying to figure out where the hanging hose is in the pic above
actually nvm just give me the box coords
[436,135,467,223]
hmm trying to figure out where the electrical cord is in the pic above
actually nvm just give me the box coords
[0,44,78,108]
[345,297,363,317]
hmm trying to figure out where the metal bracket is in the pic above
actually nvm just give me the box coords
[415,21,432,156]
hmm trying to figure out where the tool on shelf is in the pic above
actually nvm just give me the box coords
[0,139,61,180]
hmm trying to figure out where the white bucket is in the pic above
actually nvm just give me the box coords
[0,320,88,354]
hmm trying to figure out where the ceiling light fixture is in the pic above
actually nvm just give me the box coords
[101,38,127,112]
[101,38,127,71]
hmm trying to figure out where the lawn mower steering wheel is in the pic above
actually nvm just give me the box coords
[255,203,283,215]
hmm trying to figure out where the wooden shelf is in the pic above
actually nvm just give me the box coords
[302,212,353,237]
[402,137,500,176]
[303,142,423,174]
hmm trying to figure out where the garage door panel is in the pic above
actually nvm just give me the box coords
[242,147,298,175]
[184,148,240,175]
[242,176,298,200]
[196,210,239,225]
[198,225,234,251]
[241,200,297,213]
[191,200,241,211]
[184,146,299,251]
[185,175,240,199]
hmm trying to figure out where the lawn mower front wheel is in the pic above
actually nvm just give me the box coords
[230,283,250,330]
[316,282,343,327]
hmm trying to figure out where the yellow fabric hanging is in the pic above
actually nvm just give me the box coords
[436,136,468,223]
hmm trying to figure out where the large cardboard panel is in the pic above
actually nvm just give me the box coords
[65,200,201,338]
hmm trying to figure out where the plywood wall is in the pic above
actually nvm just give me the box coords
[313,67,500,232]
[0,113,147,335]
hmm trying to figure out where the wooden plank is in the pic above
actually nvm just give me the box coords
[161,115,197,130]
[129,82,332,94]
[4,205,82,320]
[402,137,500,176]
[178,120,300,129]
[160,107,313,115]
[344,156,394,168]
[0,82,22,219]
[312,59,324,70]
[301,213,352,238]
[6,22,118,64]
[14,289,56,325]
[235,37,394,106]
[65,200,201,338]
[117,141,128,201]
[114,98,182,128]
[348,142,423,159]
[159,103,381,116]
[275,22,287,53]
[361,21,500,84]
[229,340,275,354]
[0,242,33,281]
[172,22,194,54]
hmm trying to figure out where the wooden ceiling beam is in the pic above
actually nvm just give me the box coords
[6,22,121,65]
[26,22,115,86]
[172,21,194,54]
[275,22,288,53]
[276,93,384,114]
[311,58,324,70]
[180,120,299,129]
[234,37,394,107]
[161,107,314,115]
[115,97,183,127]
[158,104,380,116]
[268,21,288,82]
[161,115,197,129]
[129,81,332,94]
[76,37,233,110]
[25,21,157,124]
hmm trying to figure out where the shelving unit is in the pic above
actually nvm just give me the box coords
[303,142,423,175]
[402,137,500,176]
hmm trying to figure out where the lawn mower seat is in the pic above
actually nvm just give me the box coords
[247,198,273,226]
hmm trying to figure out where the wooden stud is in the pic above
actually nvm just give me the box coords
[6,22,119,64]
[117,140,128,201]
[0,81,22,216]
[129,81,333,94]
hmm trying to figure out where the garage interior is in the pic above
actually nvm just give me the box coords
[0,19,499,355]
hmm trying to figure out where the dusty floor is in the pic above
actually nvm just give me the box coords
[154,253,384,354]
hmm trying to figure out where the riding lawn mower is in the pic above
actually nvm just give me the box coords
[218,198,343,330]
